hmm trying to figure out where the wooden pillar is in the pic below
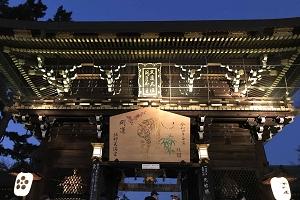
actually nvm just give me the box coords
[199,163,214,200]
[90,142,120,200]
[89,159,101,200]
[180,172,189,200]
[90,142,103,200]
[255,141,269,175]
[101,165,121,200]
[188,168,201,200]
[31,142,52,199]
[89,163,120,200]
[196,143,215,200]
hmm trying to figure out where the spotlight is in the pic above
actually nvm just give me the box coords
[276,116,285,124]
[97,130,102,139]
[200,116,205,123]
[21,115,29,122]
[274,125,283,132]
[257,116,266,124]
[41,130,47,138]
[257,132,263,140]
[285,116,294,124]
[40,124,47,130]
[198,131,204,140]
[257,126,264,132]
[38,115,46,122]
[96,115,102,122]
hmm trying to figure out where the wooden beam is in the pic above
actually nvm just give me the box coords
[5,47,298,56]
[118,183,180,192]
[13,108,294,118]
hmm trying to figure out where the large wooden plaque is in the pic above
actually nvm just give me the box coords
[109,108,190,162]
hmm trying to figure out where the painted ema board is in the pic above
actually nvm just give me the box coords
[109,108,190,162]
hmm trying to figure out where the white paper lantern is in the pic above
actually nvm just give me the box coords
[14,172,33,196]
[91,143,104,159]
[196,144,209,162]
[270,177,291,200]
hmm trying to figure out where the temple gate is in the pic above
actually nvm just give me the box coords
[0,17,300,199]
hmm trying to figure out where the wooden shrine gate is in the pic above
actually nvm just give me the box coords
[1,17,299,200]
[86,108,260,200]
[2,107,283,200]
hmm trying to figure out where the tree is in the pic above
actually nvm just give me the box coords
[0,131,38,162]
[121,194,130,200]
[0,103,11,140]
[0,106,38,170]
[0,112,10,138]
[14,0,47,21]
[0,160,9,171]
[0,1,73,22]
[0,0,8,7]
[52,5,72,22]
[0,0,10,18]
[297,146,300,164]
[0,0,47,21]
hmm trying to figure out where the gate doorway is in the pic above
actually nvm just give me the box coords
[118,177,181,200]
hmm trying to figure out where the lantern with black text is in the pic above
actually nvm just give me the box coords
[270,177,291,200]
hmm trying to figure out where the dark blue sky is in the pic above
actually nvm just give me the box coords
[9,0,300,21]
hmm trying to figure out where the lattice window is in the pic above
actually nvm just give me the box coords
[0,188,14,200]
[53,169,88,200]
[58,169,84,195]
[212,169,259,200]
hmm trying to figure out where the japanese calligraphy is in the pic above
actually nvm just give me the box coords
[180,122,186,145]
[138,63,161,97]
[176,147,182,158]
[113,132,118,157]
[120,120,126,134]
[201,165,210,194]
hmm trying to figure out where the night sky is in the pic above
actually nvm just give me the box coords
[8,0,300,21]
[2,0,300,199]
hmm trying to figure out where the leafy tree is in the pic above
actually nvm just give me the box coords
[0,0,10,18]
[52,5,72,22]
[0,0,47,21]
[1,104,38,169]
[0,105,10,140]
[297,146,300,164]
[0,0,8,7]
[0,131,38,163]
[13,0,47,20]
[31,0,47,20]
[0,1,73,22]
[0,160,9,171]
[121,194,130,200]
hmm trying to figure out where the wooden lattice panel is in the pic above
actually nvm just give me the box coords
[212,169,259,200]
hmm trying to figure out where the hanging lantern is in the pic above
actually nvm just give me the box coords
[196,144,209,163]
[14,172,33,197]
[270,177,291,200]
[91,143,104,160]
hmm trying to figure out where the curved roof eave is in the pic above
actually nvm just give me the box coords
[0,17,299,33]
